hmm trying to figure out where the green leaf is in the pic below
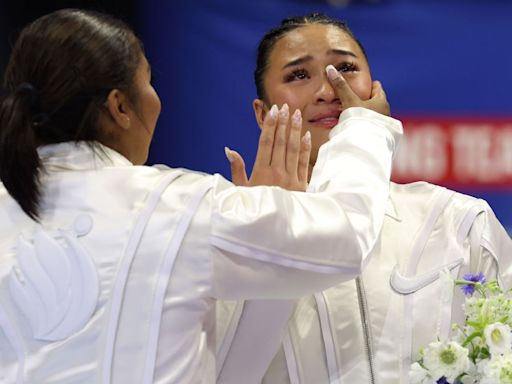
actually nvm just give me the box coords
[479,348,490,359]
[462,331,482,347]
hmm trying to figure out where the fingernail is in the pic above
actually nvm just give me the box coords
[279,103,289,119]
[292,109,302,123]
[326,65,341,81]
[302,131,311,145]
[269,104,278,120]
[224,146,234,163]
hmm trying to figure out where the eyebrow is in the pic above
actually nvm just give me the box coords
[281,49,357,70]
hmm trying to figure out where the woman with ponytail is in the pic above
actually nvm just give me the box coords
[0,9,402,383]
[0,83,43,220]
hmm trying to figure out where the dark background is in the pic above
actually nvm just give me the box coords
[2,0,512,232]
[0,0,137,75]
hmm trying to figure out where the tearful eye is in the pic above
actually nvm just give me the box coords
[336,62,357,73]
[285,68,310,82]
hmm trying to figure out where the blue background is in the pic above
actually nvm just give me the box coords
[139,0,512,232]
[2,0,511,232]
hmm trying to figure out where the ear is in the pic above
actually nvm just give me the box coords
[105,89,131,130]
[252,98,268,131]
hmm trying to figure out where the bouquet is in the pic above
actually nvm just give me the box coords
[410,272,512,384]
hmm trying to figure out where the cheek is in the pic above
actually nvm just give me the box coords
[148,84,161,112]
[147,90,161,124]
[269,87,308,113]
[154,92,162,117]
[142,89,161,135]
[269,88,312,141]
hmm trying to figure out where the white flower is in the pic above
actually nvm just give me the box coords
[465,294,512,330]
[484,322,512,356]
[440,268,455,303]
[411,273,512,383]
[458,361,481,384]
[480,353,512,383]
[422,340,470,382]
[409,362,431,384]
[463,296,483,324]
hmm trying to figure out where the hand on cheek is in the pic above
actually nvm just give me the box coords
[326,65,390,116]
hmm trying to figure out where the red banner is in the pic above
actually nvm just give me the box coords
[392,116,512,189]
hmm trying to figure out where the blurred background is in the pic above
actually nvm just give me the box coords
[2,0,512,232]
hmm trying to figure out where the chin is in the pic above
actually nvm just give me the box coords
[132,152,149,165]
[138,156,149,165]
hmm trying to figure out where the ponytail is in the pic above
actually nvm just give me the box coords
[0,83,43,220]
[0,9,144,221]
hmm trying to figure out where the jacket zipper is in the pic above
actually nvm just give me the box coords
[356,276,376,384]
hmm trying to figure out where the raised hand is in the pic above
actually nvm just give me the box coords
[325,64,390,116]
[225,104,311,191]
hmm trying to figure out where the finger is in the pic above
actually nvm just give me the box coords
[371,80,385,99]
[369,80,390,116]
[254,104,279,167]
[225,147,249,186]
[271,103,288,169]
[286,109,302,174]
[298,131,311,187]
[325,65,360,107]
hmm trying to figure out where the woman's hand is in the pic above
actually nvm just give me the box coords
[326,64,390,116]
[225,104,311,191]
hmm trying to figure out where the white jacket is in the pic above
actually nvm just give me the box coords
[217,182,512,384]
[0,108,401,384]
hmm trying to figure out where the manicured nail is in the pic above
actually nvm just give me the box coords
[303,131,311,145]
[279,103,289,119]
[224,146,234,163]
[269,104,278,120]
[326,65,341,81]
[292,109,302,123]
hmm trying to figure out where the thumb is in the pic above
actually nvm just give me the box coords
[370,80,387,102]
[369,80,390,116]
[325,65,359,107]
[225,147,249,186]
[371,80,384,97]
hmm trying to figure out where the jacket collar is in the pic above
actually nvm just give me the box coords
[385,191,401,222]
[37,141,132,171]
[37,142,402,222]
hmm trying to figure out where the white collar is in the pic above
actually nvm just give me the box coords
[37,141,132,171]
[385,190,401,222]
[36,142,403,223]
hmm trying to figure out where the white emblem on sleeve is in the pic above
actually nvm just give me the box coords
[9,215,99,341]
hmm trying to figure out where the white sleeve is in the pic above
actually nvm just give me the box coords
[210,108,402,299]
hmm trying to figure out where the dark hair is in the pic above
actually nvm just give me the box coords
[254,12,368,102]
[0,9,143,220]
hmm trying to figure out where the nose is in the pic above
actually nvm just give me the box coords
[315,74,340,104]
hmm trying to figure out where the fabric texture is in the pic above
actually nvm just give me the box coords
[0,107,402,383]
[216,181,512,384]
